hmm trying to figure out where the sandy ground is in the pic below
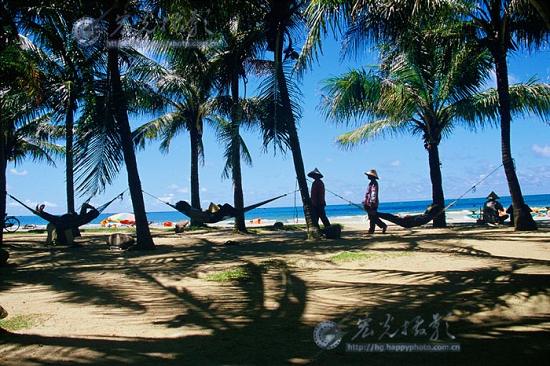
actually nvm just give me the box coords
[0,221,549,365]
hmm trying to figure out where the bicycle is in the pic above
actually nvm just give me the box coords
[3,214,20,233]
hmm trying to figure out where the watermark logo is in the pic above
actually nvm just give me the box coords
[71,8,216,50]
[72,17,102,47]
[313,321,343,350]
[314,311,461,353]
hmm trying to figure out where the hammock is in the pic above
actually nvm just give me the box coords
[377,205,440,228]
[8,192,125,230]
[143,191,292,224]
[172,194,289,224]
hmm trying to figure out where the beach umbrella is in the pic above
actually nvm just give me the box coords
[102,213,136,226]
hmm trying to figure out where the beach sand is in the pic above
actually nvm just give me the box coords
[0,220,549,365]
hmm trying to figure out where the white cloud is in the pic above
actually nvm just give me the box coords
[10,168,28,176]
[201,187,208,192]
[390,160,401,167]
[532,144,550,158]
[21,199,58,208]
[168,183,189,194]
[158,193,175,203]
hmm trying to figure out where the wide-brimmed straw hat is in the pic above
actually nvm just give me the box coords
[364,169,379,179]
[487,191,500,200]
[307,168,323,178]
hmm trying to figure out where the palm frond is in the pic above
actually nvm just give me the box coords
[336,118,412,149]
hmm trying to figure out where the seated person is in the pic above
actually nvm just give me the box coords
[483,192,508,224]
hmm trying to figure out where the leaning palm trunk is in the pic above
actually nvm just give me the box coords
[273,27,317,238]
[231,75,246,232]
[189,125,202,227]
[65,93,76,213]
[426,142,446,228]
[493,50,536,231]
[107,6,155,249]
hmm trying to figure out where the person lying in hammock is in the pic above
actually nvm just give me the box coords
[37,202,99,245]
[377,204,441,228]
[174,201,238,224]
[36,202,100,229]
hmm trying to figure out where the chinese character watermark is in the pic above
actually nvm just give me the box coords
[314,311,459,353]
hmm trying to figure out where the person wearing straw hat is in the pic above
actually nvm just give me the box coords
[483,191,508,224]
[308,168,331,228]
[363,169,387,234]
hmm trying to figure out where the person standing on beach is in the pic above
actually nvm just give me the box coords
[308,168,331,228]
[363,169,387,234]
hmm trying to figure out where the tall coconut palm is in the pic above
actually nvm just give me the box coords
[456,0,548,230]
[322,34,550,227]
[259,0,319,238]
[97,0,155,249]
[20,11,103,214]
[208,8,265,233]
[133,56,216,227]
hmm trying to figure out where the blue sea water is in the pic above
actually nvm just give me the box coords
[9,194,550,227]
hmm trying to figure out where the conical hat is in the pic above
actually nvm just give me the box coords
[307,168,323,178]
[487,191,499,200]
[364,169,379,179]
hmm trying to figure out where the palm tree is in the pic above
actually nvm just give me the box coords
[133,57,216,227]
[101,0,154,249]
[304,0,548,231]
[21,11,103,214]
[260,0,319,238]
[322,34,550,227]
[457,0,548,230]
[207,8,265,233]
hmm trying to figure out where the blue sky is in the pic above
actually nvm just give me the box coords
[6,36,550,215]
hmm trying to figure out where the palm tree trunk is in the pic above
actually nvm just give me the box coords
[493,49,537,231]
[107,3,155,249]
[231,73,246,233]
[189,124,202,227]
[0,141,6,246]
[273,26,317,238]
[65,93,75,214]
[427,143,446,228]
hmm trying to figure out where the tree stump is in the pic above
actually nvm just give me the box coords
[175,221,189,233]
[106,233,135,250]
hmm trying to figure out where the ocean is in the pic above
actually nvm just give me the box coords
[9,194,550,227]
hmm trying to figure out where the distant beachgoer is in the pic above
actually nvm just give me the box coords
[363,169,387,234]
[308,168,331,229]
[483,191,508,224]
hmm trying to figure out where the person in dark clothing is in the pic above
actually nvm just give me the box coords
[308,168,331,228]
[174,201,236,224]
[37,202,99,245]
[363,169,387,234]
[483,191,508,224]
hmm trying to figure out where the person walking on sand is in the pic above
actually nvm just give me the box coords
[308,168,331,229]
[363,169,387,234]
